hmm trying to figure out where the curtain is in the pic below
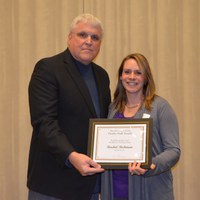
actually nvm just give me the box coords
[0,0,199,199]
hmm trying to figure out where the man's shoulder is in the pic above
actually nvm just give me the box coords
[38,49,68,63]
[34,50,70,69]
[32,50,70,77]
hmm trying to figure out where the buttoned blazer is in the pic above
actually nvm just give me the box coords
[27,49,111,200]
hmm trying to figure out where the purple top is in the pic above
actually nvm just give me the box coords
[112,112,129,198]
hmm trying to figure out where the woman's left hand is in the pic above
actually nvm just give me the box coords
[128,161,156,175]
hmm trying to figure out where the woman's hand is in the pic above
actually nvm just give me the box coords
[128,161,156,175]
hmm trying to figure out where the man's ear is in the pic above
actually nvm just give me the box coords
[67,33,72,46]
[68,32,72,39]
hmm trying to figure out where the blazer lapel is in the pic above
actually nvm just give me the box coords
[63,49,97,117]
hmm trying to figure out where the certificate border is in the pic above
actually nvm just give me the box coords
[87,118,152,169]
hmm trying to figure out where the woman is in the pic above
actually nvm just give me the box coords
[101,53,180,200]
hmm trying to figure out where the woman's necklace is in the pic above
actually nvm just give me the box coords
[124,103,141,118]
[125,103,140,109]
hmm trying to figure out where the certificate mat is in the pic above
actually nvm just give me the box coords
[87,118,152,169]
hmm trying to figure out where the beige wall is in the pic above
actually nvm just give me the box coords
[0,0,199,199]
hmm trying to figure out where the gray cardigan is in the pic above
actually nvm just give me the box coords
[101,96,180,200]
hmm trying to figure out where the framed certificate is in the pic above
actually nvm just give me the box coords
[87,118,152,169]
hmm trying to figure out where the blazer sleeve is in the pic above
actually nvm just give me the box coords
[29,59,74,167]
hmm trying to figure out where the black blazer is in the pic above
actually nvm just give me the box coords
[27,49,111,200]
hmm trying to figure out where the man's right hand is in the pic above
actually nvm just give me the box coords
[68,152,104,176]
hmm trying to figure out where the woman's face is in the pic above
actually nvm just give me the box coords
[120,58,145,96]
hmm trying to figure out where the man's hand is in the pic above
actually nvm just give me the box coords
[68,152,104,176]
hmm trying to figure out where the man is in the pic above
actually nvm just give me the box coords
[27,13,111,200]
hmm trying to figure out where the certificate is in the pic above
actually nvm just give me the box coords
[87,118,152,169]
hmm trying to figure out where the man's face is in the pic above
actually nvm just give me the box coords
[67,22,102,65]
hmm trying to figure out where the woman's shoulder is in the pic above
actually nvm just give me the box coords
[153,95,170,107]
[152,95,176,115]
